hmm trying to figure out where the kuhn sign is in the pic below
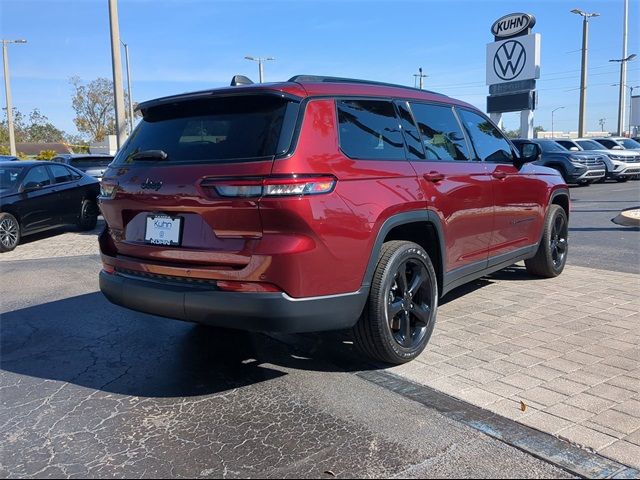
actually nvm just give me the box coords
[491,13,536,39]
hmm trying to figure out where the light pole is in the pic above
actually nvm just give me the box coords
[610,53,637,135]
[244,56,274,83]
[413,67,427,90]
[551,106,565,138]
[613,0,629,136]
[108,0,127,149]
[571,9,599,138]
[2,39,27,157]
[612,83,640,136]
[121,40,134,134]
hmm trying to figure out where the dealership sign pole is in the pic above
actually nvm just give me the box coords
[486,13,540,139]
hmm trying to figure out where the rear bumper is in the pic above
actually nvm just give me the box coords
[99,270,367,333]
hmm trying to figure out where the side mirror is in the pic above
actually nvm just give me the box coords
[569,147,580,151]
[515,142,541,165]
[21,181,41,192]
[612,145,623,150]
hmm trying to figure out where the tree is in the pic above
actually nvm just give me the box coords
[70,76,137,142]
[1,107,65,144]
[35,149,57,160]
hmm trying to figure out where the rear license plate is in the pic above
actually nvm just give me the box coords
[145,215,182,246]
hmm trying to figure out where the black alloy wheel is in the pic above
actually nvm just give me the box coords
[549,213,568,270]
[387,259,432,349]
[0,213,20,252]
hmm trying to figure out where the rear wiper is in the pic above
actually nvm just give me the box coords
[130,150,168,161]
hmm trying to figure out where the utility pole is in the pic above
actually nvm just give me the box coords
[571,9,599,138]
[599,118,606,132]
[108,0,127,149]
[413,67,427,89]
[244,56,274,83]
[121,40,134,134]
[2,39,27,157]
[617,0,628,136]
[551,106,565,138]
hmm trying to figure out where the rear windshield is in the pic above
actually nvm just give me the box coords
[113,95,298,165]
[71,157,113,168]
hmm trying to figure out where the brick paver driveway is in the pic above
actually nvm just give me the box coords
[389,263,640,469]
[1,221,638,469]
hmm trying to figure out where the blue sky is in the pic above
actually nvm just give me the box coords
[1,0,639,136]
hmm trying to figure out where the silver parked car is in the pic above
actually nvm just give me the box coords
[554,138,640,182]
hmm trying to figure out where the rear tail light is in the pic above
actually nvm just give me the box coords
[100,183,118,199]
[202,175,336,198]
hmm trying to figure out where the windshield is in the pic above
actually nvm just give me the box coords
[576,140,604,151]
[0,166,23,194]
[618,138,640,149]
[113,95,297,165]
[537,141,568,153]
[71,157,113,168]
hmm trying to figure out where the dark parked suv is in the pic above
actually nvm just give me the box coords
[98,76,570,364]
[511,139,605,185]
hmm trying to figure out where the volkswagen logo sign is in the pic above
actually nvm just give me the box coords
[493,40,526,81]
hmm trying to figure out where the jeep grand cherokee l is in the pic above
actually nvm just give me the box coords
[98,75,569,364]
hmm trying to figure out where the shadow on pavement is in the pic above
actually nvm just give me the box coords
[0,264,542,396]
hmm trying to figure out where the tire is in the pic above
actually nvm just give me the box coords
[616,177,629,183]
[77,199,98,231]
[0,212,20,252]
[525,205,568,278]
[353,240,438,364]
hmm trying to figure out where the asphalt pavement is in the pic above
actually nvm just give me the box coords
[0,255,573,478]
[1,180,638,478]
[568,180,640,274]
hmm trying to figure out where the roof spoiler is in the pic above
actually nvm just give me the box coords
[230,75,254,86]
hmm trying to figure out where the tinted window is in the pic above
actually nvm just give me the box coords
[410,103,469,161]
[22,166,51,188]
[395,101,425,160]
[556,140,579,150]
[337,100,405,160]
[71,157,113,168]
[49,164,74,183]
[458,109,513,162]
[619,138,640,149]
[576,140,605,151]
[536,140,568,153]
[596,139,618,149]
[114,95,294,165]
[0,166,23,193]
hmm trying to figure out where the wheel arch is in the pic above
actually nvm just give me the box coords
[362,210,445,296]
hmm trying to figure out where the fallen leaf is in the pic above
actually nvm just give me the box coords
[324,471,336,477]
[520,401,527,412]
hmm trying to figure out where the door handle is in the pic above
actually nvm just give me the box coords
[423,171,445,182]
[492,171,507,180]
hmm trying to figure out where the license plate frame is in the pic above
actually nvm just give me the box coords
[144,214,183,246]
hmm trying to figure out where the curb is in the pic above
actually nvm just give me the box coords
[612,208,640,227]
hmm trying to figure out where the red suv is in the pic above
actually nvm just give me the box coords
[98,76,569,364]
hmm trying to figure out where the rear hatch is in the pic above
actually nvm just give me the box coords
[99,92,300,268]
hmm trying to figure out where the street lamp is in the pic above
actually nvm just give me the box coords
[121,40,134,135]
[2,39,27,157]
[610,53,637,135]
[571,9,600,138]
[612,83,640,136]
[244,56,274,83]
[551,106,565,138]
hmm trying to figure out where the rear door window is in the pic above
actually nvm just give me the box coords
[410,103,470,161]
[48,164,75,184]
[21,166,51,188]
[395,101,425,160]
[457,109,514,163]
[114,95,297,165]
[337,100,405,160]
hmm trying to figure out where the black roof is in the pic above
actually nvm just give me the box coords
[0,160,42,167]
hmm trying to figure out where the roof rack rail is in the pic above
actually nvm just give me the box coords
[287,75,443,96]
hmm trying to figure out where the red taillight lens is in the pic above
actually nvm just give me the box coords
[102,264,115,275]
[203,176,336,198]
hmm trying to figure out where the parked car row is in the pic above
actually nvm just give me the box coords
[0,160,101,252]
[512,137,640,185]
